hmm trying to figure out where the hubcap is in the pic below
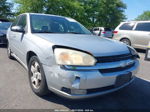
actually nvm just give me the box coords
[30,61,42,89]
[122,40,130,45]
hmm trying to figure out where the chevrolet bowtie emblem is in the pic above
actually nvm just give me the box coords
[120,60,134,67]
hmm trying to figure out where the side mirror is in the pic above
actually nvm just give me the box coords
[11,26,25,33]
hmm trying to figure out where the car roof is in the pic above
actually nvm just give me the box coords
[20,13,77,22]
[21,13,67,19]
[93,27,104,28]
[121,21,150,24]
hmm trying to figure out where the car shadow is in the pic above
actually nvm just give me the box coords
[40,77,150,111]
[136,48,146,54]
[0,44,7,48]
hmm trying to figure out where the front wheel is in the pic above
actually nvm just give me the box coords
[28,56,49,96]
[120,38,131,46]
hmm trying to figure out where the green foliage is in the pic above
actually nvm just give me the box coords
[0,0,13,19]
[45,0,84,20]
[14,0,126,29]
[135,11,150,21]
[14,0,45,14]
[77,0,126,28]
[97,0,126,28]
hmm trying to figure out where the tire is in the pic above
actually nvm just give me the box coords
[120,38,131,46]
[7,43,14,59]
[28,56,49,96]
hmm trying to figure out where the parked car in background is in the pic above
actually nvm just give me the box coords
[7,13,139,99]
[92,27,113,38]
[0,19,12,45]
[113,21,150,50]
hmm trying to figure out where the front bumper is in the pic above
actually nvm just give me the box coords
[43,59,139,99]
[50,78,134,99]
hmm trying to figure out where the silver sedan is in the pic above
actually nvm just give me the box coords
[7,13,139,99]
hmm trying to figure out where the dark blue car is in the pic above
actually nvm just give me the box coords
[0,19,12,45]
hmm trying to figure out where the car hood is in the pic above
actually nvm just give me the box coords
[35,34,130,57]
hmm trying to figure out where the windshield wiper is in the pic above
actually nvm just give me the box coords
[34,31,85,34]
[66,32,84,34]
[34,31,55,33]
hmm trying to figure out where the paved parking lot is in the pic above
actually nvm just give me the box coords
[0,45,150,110]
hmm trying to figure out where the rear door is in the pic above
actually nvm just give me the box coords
[13,14,27,61]
[132,22,150,49]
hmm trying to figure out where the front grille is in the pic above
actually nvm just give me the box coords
[87,72,132,94]
[99,63,135,73]
[96,53,134,63]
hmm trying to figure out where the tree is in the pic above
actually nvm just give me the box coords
[45,0,84,22]
[135,11,150,21]
[77,0,100,27]
[97,0,126,28]
[14,0,126,29]
[0,0,13,19]
[14,0,45,13]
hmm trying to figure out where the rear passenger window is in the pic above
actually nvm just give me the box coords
[119,23,135,30]
[135,23,150,32]
[104,28,112,31]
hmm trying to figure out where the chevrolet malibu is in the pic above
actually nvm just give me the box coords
[7,13,139,99]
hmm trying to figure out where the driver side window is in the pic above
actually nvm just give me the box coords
[11,15,27,29]
[17,15,27,29]
[11,16,20,28]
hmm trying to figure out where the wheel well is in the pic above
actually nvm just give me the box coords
[26,51,37,66]
[120,37,132,45]
[120,37,130,41]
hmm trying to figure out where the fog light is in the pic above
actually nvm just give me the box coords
[71,89,87,95]
[61,87,71,94]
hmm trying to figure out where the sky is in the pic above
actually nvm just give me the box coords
[123,0,150,20]
[7,0,150,21]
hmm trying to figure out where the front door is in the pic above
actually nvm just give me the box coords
[10,14,27,63]
[132,22,150,49]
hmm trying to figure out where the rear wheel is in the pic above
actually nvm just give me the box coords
[120,38,131,46]
[28,56,49,96]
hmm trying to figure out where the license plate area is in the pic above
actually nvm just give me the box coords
[115,72,132,88]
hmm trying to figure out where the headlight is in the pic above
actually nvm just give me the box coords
[54,48,97,66]
[128,46,140,58]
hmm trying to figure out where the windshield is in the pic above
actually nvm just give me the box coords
[104,28,112,31]
[0,22,12,30]
[30,14,91,34]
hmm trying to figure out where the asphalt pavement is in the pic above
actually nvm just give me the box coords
[0,45,150,111]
